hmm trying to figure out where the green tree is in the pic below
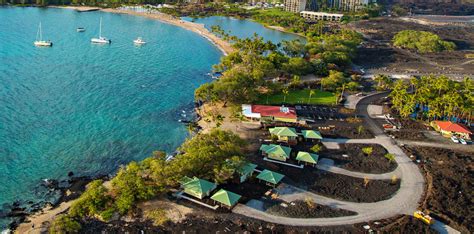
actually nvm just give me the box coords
[282,88,289,103]
[111,162,156,214]
[307,89,315,104]
[49,214,81,234]
[169,129,246,184]
[69,180,112,218]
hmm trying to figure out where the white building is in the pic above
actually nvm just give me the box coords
[300,11,344,21]
[284,0,307,13]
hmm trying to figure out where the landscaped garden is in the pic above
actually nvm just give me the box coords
[257,89,337,105]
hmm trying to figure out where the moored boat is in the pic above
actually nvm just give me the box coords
[91,17,111,44]
[34,22,53,47]
[133,37,146,45]
[77,27,86,32]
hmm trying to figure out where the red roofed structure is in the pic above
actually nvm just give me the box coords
[242,104,297,123]
[432,121,472,139]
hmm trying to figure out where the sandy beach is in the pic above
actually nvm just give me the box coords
[50,6,234,55]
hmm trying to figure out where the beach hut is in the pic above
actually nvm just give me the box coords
[301,130,323,142]
[256,169,285,187]
[180,177,217,199]
[260,144,292,162]
[269,127,298,144]
[237,163,258,183]
[296,151,319,166]
[210,189,242,209]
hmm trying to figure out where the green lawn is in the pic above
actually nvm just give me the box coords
[257,89,337,105]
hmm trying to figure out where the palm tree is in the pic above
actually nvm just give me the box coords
[282,88,289,103]
[307,90,315,104]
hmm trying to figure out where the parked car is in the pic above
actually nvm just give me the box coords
[459,138,467,145]
[451,135,459,143]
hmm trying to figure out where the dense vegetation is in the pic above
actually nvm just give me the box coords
[392,30,456,53]
[51,129,246,231]
[195,27,363,107]
[390,76,473,122]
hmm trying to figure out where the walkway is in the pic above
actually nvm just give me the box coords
[397,140,474,153]
[233,93,426,227]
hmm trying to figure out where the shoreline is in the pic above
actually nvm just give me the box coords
[52,6,234,56]
[8,6,231,233]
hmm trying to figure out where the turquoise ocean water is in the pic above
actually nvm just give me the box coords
[0,8,301,229]
[0,7,221,228]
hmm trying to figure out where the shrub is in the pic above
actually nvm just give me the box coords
[145,208,170,226]
[362,147,373,156]
[49,214,81,234]
[392,30,456,53]
[384,153,396,163]
[311,144,322,153]
[69,180,111,218]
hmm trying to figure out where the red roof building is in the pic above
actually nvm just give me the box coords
[242,104,297,123]
[432,121,472,139]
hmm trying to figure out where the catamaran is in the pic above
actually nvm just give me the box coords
[34,22,53,47]
[133,37,146,45]
[91,17,111,44]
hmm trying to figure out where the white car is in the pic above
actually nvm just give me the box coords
[451,136,459,143]
[459,138,467,145]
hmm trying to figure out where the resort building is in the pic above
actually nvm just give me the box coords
[242,104,298,123]
[300,11,344,22]
[210,189,241,209]
[431,121,472,139]
[296,151,319,166]
[260,144,292,162]
[269,127,298,144]
[256,169,285,187]
[237,163,258,183]
[305,0,375,12]
[180,177,217,199]
[284,0,307,13]
[301,130,323,142]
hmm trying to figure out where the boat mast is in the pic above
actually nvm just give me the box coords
[99,17,102,38]
[37,22,42,41]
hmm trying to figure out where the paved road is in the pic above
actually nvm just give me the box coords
[398,140,474,153]
[233,92,427,227]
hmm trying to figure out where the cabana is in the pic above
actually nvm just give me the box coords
[301,130,323,142]
[210,189,242,209]
[260,144,292,162]
[296,151,319,166]
[269,127,298,144]
[180,177,217,199]
[256,169,285,187]
[237,163,258,183]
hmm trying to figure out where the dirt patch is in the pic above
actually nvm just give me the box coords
[321,144,397,174]
[349,17,474,76]
[138,198,193,223]
[308,171,400,203]
[265,200,356,218]
[371,214,437,233]
[403,146,473,233]
[312,120,374,139]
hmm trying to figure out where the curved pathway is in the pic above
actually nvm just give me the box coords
[234,93,426,227]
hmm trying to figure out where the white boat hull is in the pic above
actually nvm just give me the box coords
[91,38,111,44]
[34,41,53,47]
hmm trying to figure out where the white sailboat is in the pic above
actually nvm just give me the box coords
[34,22,53,47]
[91,17,111,44]
[133,37,146,45]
